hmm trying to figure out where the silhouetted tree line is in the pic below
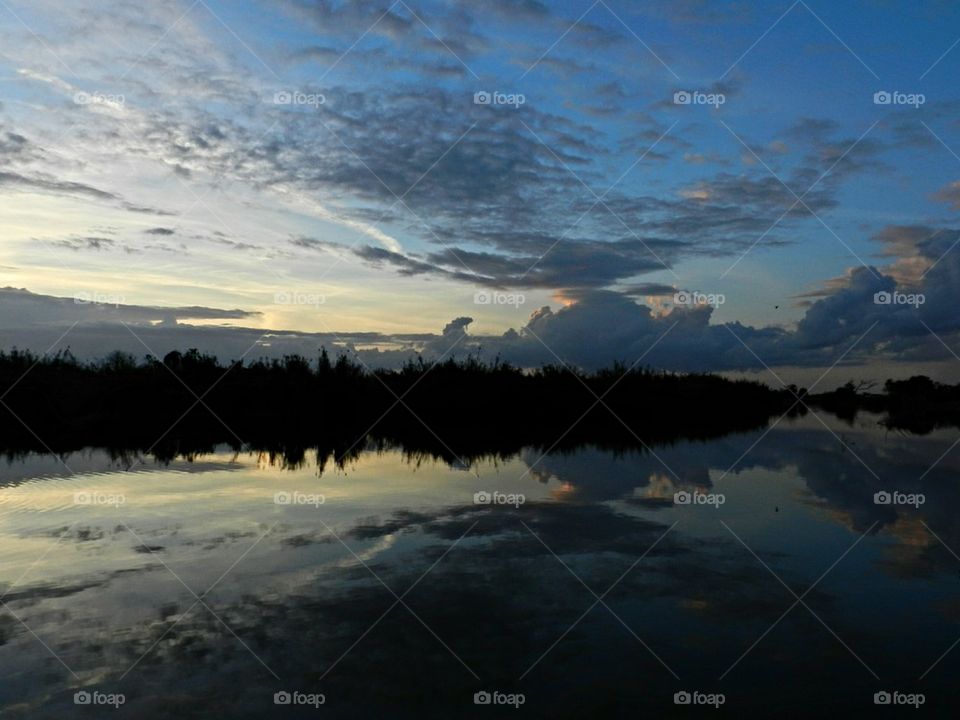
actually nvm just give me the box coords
[0,345,887,464]
[808,376,960,433]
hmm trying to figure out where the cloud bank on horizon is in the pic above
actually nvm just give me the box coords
[1,0,960,382]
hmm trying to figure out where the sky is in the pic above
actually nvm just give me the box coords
[2,0,960,386]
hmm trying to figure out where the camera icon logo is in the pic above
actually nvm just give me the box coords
[874,491,891,505]
[474,691,492,705]
[274,91,293,105]
[474,291,492,304]
[474,491,492,505]
[673,491,691,505]
[74,691,92,705]
[274,492,292,505]
[274,691,292,705]
[474,91,492,105]
[873,291,891,305]
[674,691,692,705]
[673,91,692,105]
[874,691,891,705]
[873,91,892,105]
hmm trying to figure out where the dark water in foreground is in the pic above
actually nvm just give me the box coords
[1,413,958,717]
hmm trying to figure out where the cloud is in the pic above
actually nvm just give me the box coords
[3,243,960,379]
[49,236,117,251]
[3,8,892,297]
[933,180,960,210]
[1,0,958,384]
[0,0,914,309]
[0,287,261,330]
[789,228,960,357]
[0,171,170,215]
[620,282,678,298]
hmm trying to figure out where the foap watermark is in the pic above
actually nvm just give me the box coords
[274,491,325,507]
[474,290,525,307]
[474,490,525,508]
[474,691,525,708]
[674,490,725,508]
[74,291,125,307]
[274,691,326,708]
[873,90,925,108]
[74,690,125,708]
[273,90,325,108]
[274,291,326,307]
[874,690,924,708]
[674,690,725,708]
[474,91,525,108]
[673,90,725,108]
[74,491,125,508]
[73,91,125,108]
[873,291,924,307]
[674,290,725,308]
[874,490,924,508]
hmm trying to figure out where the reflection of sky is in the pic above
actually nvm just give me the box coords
[1,420,960,715]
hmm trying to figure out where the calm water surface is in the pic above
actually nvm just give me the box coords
[1,413,958,717]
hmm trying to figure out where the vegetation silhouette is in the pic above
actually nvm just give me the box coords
[0,346,803,463]
[808,376,960,434]
[2,347,952,465]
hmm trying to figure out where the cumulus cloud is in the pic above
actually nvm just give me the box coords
[5,238,960,378]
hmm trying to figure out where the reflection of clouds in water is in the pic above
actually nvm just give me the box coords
[3,424,960,715]
[0,500,853,717]
[524,447,718,504]
[782,431,960,578]
[521,425,960,581]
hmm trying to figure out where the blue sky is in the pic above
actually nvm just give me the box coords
[2,0,960,381]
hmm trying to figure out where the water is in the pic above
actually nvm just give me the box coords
[1,413,958,717]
